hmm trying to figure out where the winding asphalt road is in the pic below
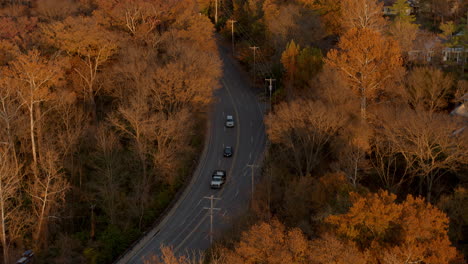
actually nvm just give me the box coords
[116,43,266,264]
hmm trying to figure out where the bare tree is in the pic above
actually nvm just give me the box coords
[29,149,69,247]
[89,125,126,227]
[0,76,21,170]
[108,91,157,228]
[10,49,64,176]
[377,107,467,202]
[0,146,22,264]
[49,91,87,186]
[152,109,194,185]
[266,99,345,177]
[405,67,455,113]
[336,135,368,187]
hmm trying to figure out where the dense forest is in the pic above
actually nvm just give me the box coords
[195,0,466,264]
[0,0,221,263]
[0,0,467,264]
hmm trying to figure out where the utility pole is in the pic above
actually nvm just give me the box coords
[247,164,260,202]
[228,19,237,55]
[203,195,221,244]
[249,46,259,87]
[265,78,276,112]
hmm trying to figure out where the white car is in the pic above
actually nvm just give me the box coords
[210,170,226,189]
[225,115,234,128]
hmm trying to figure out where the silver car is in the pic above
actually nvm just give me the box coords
[225,115,234,128]
[210,170,226,189]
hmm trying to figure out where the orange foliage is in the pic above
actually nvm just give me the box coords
[224,220,312,264]
[325,28,403,119]
[309,234,368,264]
[339,0,387,32]
[326,190,458,263]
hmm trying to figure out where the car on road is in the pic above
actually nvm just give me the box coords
[210,170,226,189]
[223,146,233,157]
[225,115,234,128]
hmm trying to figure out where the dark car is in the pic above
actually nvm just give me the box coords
[223,146,233,157]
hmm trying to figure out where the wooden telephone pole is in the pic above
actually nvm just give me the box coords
[203,195,221,244]
[228,19,237,55]
[214,0,218,24]
[247,164,260,202]
[265,78,276,112]
[249,46,259,87]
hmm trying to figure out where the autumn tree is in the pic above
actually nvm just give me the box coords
[150,48,221,114]
[144,246,204,264]
[33,0,79,20]
[262,0,324,54]
[94,0,161,44]
[298,0,342,35]
[281,41,323,94]
[266,99,345,177]
[391,0,415,23]
[309,234,368,264]
[9,49,65,176]
[339,0,387,32]
[326,190,459,263]
[281,40,299,97]
[0,40,20,65]
[41,16,118,119]
[0,16,38,50]
[222,220,312,264]
[296,46,322,89]
[152,109,194,185]
[325,28,403,119]
[404,66,455,113]
[0,75,21,169]
[387,18,419,58]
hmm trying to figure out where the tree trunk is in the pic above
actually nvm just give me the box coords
[360,87,367,120]
[0,182,9,264]
[29,103,38,177]
[35,179,49,246]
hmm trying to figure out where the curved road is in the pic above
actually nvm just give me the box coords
[116,44,266,263]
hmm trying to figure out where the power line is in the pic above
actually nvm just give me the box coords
[218,4,274,78]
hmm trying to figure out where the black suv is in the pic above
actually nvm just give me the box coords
[223,146,233,157]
